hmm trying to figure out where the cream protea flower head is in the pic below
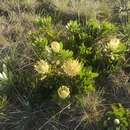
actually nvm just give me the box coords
[63,59,81,77]
[57,85,70,99]
[107,38,120,51]
[34,60,49,74]
[51,41,61,53]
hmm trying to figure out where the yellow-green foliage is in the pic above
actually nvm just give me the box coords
[28,16,127,105]
[104,103,130,129]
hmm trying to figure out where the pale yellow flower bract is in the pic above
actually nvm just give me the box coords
[51,41,61,53]
[58,86,70,99]
[34,60,49,74]
[63,59,81,77]
[108,38,120,51]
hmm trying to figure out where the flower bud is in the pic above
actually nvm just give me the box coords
[114,118,120,125]
[51,41,61,53]
[57,85,70,99]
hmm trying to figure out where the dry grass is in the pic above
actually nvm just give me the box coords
[64,91,106,130]
[50,0,112,20]
[81,91,105,123]
[0,0,37,11]
[0,0,39,46]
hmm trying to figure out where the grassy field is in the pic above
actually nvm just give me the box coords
[0,0,130,130]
